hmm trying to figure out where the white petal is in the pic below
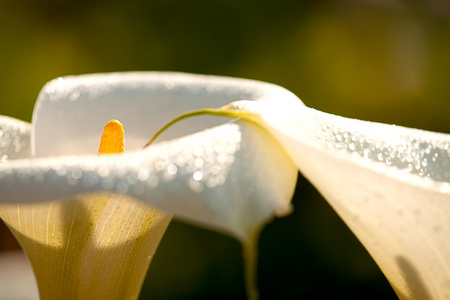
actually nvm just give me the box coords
[0,116,31,161]
[0,121,297,242]
[32,72,300,157]
[237,100,450,299]
[20,72,299,241]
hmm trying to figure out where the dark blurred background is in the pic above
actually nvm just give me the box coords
[1,0,449,299]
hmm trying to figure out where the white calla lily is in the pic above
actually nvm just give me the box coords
[0,72,449,299]
[2,72,298,241]
[0,72,298,300]
[233,100,450,299]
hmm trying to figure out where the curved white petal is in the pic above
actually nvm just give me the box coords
[233,100,450,299]
[1,73,299,242]
[32,72,300,157]
[0,116,31,161]
[0,123,296,242]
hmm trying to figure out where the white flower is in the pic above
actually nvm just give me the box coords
[0,72,297,300]
[0,72,449,299]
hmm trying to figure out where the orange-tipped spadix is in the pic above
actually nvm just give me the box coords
[98,119,125,155]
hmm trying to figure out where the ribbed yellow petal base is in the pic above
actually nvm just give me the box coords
[0,194,171,300]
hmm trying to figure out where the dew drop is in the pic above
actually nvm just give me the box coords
[167,164,178,175]
[386,157,393,166]
[70,90,80,101]
[155,160,165,171]
[56,166,67,176]
[348,142,356,151]
[165,81,175,90]
[71,169,82,180]
[147,175,159,188]
[325,141,334,150]
[193,171,203,181]
[377,152,384,161]
[98,166,110,178]
[127,174,138,185]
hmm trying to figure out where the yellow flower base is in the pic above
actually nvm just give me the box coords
[0,194,171,299]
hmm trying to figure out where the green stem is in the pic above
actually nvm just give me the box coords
[242,233,260,300]
[143,108,244,148]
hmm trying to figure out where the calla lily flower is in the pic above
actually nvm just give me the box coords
[0,72,449,299]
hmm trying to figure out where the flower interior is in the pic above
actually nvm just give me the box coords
[0,119,172,300]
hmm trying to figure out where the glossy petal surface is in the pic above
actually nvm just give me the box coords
[231,100,450,299]
[0,116,31,161]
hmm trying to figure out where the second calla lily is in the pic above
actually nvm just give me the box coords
[0,72,449,299]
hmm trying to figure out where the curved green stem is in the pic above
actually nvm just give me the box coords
[143,105,256,148]
[242,232,260,300]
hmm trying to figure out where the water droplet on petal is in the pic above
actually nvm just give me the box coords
[70,90,80,101]
[155,160,165,171]
[167,164,178,175]
[71,169,82,180]
[193,171,203,181]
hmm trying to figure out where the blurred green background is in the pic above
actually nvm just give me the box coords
[1,0,449,299]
